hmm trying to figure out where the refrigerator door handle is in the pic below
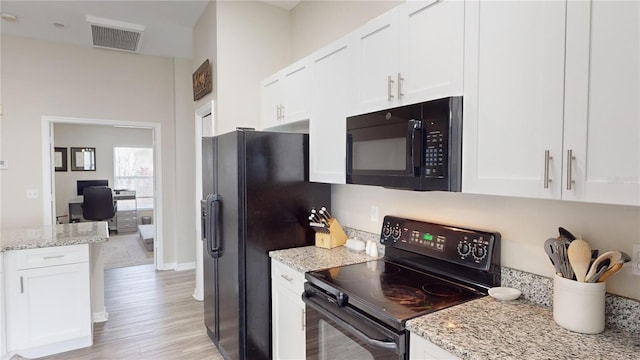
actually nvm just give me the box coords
[206,194,222,258]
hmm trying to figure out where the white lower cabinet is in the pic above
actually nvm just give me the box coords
[410,332,460,360]
[4,244,92,358]
[1,253,5,359]
[271,259,306,360]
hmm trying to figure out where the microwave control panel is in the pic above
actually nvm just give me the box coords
[423,116,448,178]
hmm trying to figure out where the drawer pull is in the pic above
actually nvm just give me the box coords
[20,276,24,293]
[280,274,294,282]
[43,255,65,260]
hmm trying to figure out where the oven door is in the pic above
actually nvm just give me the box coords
[303,285,406,360]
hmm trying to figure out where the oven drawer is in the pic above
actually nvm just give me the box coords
[272,259,305,294]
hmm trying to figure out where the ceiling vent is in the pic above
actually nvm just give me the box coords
[86,15,144,53]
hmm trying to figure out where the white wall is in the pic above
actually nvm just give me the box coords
[290,1,640,300]
[0,34,193,268]
[216,0,290,134]
[53,123,153,220]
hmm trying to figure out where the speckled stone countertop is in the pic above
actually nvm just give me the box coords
[269,245,381,273]
[0,222,109,252]
[406,296,639,359]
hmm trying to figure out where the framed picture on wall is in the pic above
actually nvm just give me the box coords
[54,147,67,172]
[71,147,96,171]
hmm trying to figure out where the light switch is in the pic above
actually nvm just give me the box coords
[26,189,39,199]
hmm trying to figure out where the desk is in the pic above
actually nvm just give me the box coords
[69,191,137,233]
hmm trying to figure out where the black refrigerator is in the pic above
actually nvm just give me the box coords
[201,129,330,360]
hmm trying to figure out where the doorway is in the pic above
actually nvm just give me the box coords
[41,116,164,269]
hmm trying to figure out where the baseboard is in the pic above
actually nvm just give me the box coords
[11,335,92,359]
[176,262,196,271]
[92,309,109,323]
[158,262,176,271]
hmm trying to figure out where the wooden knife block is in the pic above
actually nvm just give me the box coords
[315,218,348,249]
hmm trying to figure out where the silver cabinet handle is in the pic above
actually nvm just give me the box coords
[301,308,305,331]
[280,105,284,120]
[397,73,404,100]
[544,150,553,189]
[387,75,395,102]
[280,274,294,282]
[276,105,281,120]
[20,276,24,294]
[43,255,65,259]
[567,149,576,190]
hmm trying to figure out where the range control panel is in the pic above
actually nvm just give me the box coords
[380,215,500,271]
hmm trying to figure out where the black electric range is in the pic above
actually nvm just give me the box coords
[303,216,501,359]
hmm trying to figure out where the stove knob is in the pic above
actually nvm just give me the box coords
[392,227,401,240]
[472,245,487,261]
[457,242,470,257]
[382,225,391,238]
[336,292,349,308]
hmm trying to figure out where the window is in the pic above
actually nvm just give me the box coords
[113,147,154,209]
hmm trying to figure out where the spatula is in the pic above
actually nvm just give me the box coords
[567,239,592,282]
[585,250,621,282]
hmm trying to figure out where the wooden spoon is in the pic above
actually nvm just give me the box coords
[567,239,592,282]
[597,262,624,282]
[585,250,622,282]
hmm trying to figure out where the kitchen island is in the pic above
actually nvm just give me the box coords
[0,222,109,359]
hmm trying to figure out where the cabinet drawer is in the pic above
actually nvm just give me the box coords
[9,244,89,270]
[272,260,305,295]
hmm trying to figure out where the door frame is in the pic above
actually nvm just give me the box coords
[41,116,164,269]
[193,100,215,301]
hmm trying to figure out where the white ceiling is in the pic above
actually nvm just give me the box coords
[0,0,301,58]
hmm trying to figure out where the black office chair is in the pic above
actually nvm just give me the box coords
[82,186,116,221]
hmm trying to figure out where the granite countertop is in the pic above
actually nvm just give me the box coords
[406,296,640,359]
[0,221,109,252]
[269,245,381,273]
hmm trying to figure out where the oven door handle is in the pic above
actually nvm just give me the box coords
[302,292,398,352]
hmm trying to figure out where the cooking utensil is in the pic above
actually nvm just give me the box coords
[555,238,574,279]
[544,238,563,275]
[585,250,621,282]
[558,227,577,241]
[568,239,592,282]
[597,262,624,282]
[586,259,610,283]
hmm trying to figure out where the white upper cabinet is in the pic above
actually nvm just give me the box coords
[309,37,354,184]
[398,0,464,105]
[463,0,640,206]
[463,1,569,199]
[562,0,639,205]
[350,0,464,115]
[261,59,311,130]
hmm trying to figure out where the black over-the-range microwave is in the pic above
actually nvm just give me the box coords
[346,96,462,191]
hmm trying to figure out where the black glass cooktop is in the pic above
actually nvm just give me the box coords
[306,259,484,328]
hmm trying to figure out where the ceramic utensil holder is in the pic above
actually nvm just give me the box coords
[315,218,347,249]
[553,274,605,334]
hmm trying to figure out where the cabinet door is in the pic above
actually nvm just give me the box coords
[350,7,401,115]
[563,1,640,205]
[309,39,353,184]
[261,74,283,129]
[462,1,566,199]
[0,254,4,358]
[409,332,460,360]
[272,281,305,360]
[398,0,463,104]
[282,60,311,123]
[6,263,91,350]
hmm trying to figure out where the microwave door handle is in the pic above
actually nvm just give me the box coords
[302,292,398,352]
[407,119,422,175]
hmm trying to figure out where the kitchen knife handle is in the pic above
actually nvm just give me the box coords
[566,149,576,190]
[387,75,395,102]
[544,150,552,189]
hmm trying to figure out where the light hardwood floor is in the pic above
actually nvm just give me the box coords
[35,264,223,360]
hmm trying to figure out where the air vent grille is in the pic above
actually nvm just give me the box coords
[86,15,144,53]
